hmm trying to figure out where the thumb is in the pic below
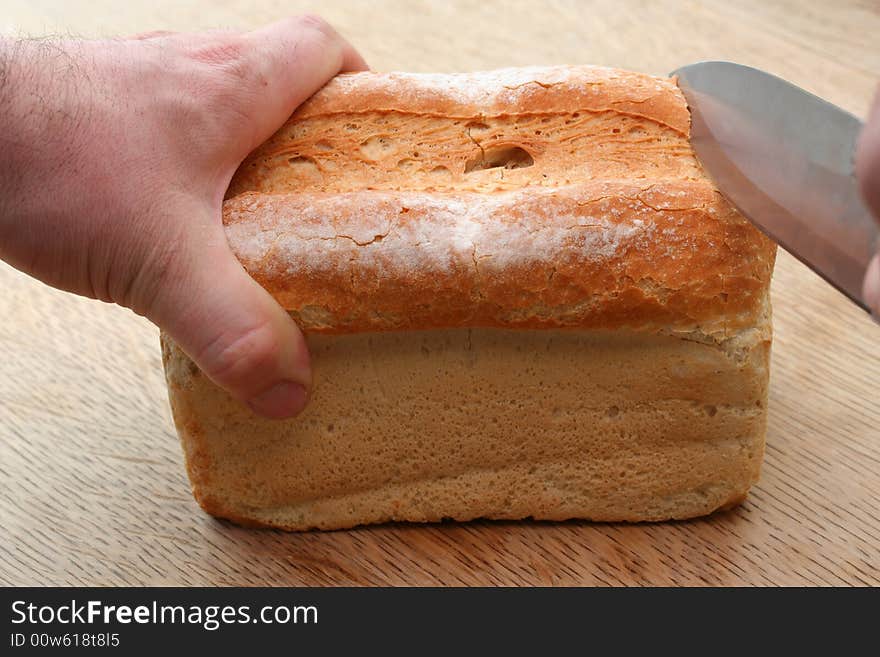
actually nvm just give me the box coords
[857,85,880,220]
[238,15,368,153]
[857,86,880,313]
[863,254,880,315]
[152,226,311,419]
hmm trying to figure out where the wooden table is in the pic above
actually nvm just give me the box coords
[2,0,879,586]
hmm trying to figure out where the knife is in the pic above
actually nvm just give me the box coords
[671,61,877,312]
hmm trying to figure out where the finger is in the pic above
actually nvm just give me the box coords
[151,225,311,419]
[856,85,880,220]
[238,14,368,151]
[863,253,880,314]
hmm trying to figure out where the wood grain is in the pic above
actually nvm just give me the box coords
[2,0,879,586]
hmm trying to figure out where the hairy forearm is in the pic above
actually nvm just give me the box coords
[0,37,143,303]
[0,38,39,228]
[0,38,94,249]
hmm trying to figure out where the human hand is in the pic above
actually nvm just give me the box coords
[858,86,880,313]
[0,16,366,418]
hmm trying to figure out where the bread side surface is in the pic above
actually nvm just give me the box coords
[163,318,770,531]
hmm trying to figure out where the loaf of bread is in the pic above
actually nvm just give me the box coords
[161,66,776,530]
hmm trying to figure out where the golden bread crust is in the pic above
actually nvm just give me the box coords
[224,183,773,336]
[223,66,774,336]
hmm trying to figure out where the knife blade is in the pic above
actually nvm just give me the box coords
[672,60,877,312]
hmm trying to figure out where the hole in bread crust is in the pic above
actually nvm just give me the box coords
[464,145,534,173]
[287,156,320,178]
[360,135,394,161]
